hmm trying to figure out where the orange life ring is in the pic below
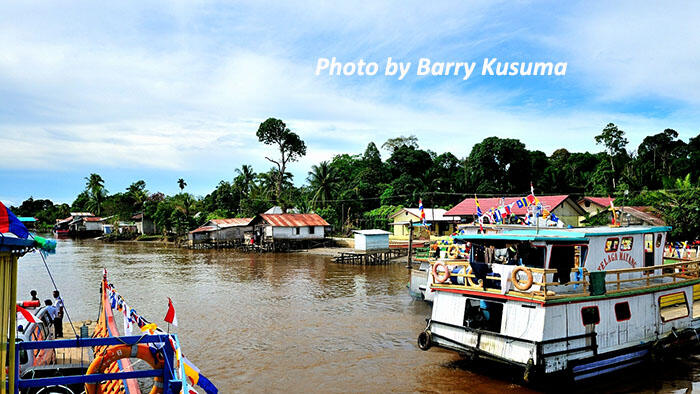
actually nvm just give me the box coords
[447,245,460,259]
[511,266,534,291]
[85,344,164,394]
[432,262,451,284]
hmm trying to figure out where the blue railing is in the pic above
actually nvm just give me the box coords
[15,334,182,394]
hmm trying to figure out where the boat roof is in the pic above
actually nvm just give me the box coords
[453,226,671,242]
[0,233,35,252]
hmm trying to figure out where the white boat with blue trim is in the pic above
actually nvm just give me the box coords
[417,225,700,382]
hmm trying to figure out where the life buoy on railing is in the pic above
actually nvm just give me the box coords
[85,344,164,394]
[447,245,460,259]
[511,266,534,291]
[465,265,480,287]
[432,262,451,284]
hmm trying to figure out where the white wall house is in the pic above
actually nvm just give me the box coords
[252,213,330,241]
[353,230,390,251]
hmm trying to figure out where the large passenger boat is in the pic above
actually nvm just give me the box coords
[417,225,700,382]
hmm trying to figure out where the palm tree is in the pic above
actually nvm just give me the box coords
[84,173,107,215]
[234,165,256,196]
[177,178,187,191]
[307,161,339,208]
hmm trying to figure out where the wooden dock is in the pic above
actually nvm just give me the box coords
[332,249,408,265]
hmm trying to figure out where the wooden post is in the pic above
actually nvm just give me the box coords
[406,220,413,269]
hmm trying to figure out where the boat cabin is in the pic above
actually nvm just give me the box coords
[419,226,700,381]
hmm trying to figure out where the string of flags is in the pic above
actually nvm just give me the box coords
[473,183,560,226]
[106,282,218,394]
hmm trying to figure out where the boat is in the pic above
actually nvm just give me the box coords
[1,201,217,394]
[417,225,700,382]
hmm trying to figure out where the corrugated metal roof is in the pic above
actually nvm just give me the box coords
[209,218,253,227]
[83,217,103,222]
[580,196,614,207]
[353,229,391,235]
[623,206,665,226]
[445,195,578,217]
[260,213,330,227]
[189,226,216,234]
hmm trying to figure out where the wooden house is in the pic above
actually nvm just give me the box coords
[388,208,457,237]
[131,213,156,235]
[188,218,254,245]
[578,196,614,215]
[250,213,330,244]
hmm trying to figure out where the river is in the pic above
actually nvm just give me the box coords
[16,239,700,393]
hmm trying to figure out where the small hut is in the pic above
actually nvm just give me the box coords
[353,229,390,251]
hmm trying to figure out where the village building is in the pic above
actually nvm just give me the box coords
[388,208,457,237]
[69,215,104,236]
[353,229,391,251]
[248,213,330,250]
[188,218,254,246]
[585,206,666,227]
[445,195,586,227]
[577,196,615,215]
[17,217,37,231]
[131,213,156,235]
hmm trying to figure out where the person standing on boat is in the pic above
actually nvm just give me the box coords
[53,290,64,338]
[44,299,57,322]
[30,289,39,302]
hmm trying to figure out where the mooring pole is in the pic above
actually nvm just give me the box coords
[406,219,413,269]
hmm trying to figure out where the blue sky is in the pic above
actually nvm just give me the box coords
[1,1,699,205]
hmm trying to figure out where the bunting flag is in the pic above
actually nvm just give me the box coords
[182,356,219,394]
[165,297,178,326]
[549,213,559,223]
[0,201,29,239]
[418,198,426,225]
[17,305,40,324]
[123,303,132,335]
[474,195,482,217]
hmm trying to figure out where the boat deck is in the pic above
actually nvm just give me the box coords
[54,320,97,365]
[428,258,700,303]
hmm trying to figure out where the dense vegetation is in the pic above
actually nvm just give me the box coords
[10,121,700,240]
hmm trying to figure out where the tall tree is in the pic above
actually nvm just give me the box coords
[381,135,418,153]
[256,118,307,210]
[594,123,628,190]
[126,180,148,211]
[177,178,187,191]
[84,173,107,215]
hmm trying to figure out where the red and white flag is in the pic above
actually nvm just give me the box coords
[17,305,40,324]
[164,297,178,326]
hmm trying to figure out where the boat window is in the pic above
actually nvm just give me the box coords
[694,285,700,319]
[656,234,663,248]
[581,306,600,325]
[659,292,689,323]
[644,234,654,253]
[605,238,619,253]
[620,237,633,251]
[615,302,631,321]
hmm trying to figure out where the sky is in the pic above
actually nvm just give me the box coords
[1,1,699,205]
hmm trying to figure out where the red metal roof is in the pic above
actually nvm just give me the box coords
[445,195,572,216]
[259,213,330,227]
[210,218,253,227]
[189,226,216,234]
[83,217,103,222]
[579,196,613,207]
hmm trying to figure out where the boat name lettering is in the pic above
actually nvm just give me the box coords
[597,252,637,270]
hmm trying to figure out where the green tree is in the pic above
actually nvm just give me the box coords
[177,178,187,191]
[307,161,339,208]
[467,137,531,194]
[594,123,628,190]
[126,180,148,211]
[84,173,107,215]
[381,135,418,153]
[256,118,307,209]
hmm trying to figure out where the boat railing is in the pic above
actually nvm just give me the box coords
[431,259,700,301]
[14,334,182,394]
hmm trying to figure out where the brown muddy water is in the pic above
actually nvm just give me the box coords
[16,239,700,393]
